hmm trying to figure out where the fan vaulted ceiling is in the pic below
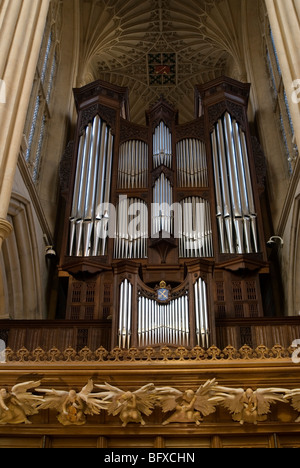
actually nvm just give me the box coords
[79,0,245,123]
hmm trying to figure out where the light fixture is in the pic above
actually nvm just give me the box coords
[267,236,284,247]
[43,234,56,258]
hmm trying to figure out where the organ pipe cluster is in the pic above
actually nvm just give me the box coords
[117,278,210,349]
[177,139,208,187]
[118,140,148,189]
[114,198,148,259]
[179,197,213,258]
[211,113,259,254]
[138,294,190,348]
[69,115,114,257]
[152,173,173,237]
[153,121,172,168]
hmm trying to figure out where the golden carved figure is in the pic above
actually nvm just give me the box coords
[210,386,288,425]
[0,381,42,425]
[95,383,156,427]
[155,379,217,426]
[36,380,108,426]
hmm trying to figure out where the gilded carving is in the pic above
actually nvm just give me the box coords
[284,389,300,422]
[0,378,298,427]
[94,383,156,427]
[210,386,288,425]
[156,379,217,426]
[0,381,42,425]
[36,380,108,426]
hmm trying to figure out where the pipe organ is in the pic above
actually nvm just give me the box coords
[59,77,270,351]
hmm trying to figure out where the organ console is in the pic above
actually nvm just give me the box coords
[59,76,269,350]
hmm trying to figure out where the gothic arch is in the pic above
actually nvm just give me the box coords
[289,194,300,316]
[0,194,43,319]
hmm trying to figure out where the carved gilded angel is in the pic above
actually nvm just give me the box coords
[155,379,217,426]
[0,381,43,425]
[210,385,288,425]
[95,383,156,427]
[36,380,108,426]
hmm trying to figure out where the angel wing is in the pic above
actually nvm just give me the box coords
[284,388,300,412]
[254,388,288,416]
[133,384,156,416]
[78,380,109,415]
[35,388,70,411]
[209,385,245,415]
[11,381,43,415]
[94,382,124,401]
[193,379,218,416]
[155,386,183,413]
[94,383,126,415]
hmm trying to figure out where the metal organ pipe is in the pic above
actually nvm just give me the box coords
[69,115,114,257]
[194,278,210,348]
[239,129,259,253]
[69,134,85,256]
[138,294,190,347]
[211,113,259,254]
[118,279,133,349]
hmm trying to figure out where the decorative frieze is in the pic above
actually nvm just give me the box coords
[1,377,300,427]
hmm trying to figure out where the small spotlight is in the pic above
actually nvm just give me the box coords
[45,246,57,258]
[267,236,284,247]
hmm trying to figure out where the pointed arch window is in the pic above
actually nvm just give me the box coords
[23,0,61,184]
[263,18,298,174]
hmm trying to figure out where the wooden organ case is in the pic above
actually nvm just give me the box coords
[59,76,269,351]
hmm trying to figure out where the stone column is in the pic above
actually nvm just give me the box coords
[265,0,300,151]
[0,0,50,249]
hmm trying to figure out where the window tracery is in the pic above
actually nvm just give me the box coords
[23,0,61,184]
[263,13,299,174]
